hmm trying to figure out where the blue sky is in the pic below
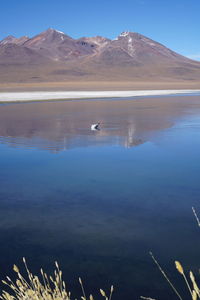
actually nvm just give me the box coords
[1,0,200,60]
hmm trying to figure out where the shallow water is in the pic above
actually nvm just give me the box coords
[1,96,200,299]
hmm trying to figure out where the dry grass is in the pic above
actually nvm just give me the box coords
[141,208,200,300]
[147,255,200,300]
[192,207,200,227]
[0,258,113,300]
[1,207,200,300]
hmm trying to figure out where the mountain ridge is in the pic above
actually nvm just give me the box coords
[0,28,200,84]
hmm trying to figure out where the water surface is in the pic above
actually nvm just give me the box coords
[0,96,200,299]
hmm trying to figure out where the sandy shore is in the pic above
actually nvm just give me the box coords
[0,89,200,102]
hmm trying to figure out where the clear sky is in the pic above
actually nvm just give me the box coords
[1,0,200,60]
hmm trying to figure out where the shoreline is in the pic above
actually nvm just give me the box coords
[0,89,200,102]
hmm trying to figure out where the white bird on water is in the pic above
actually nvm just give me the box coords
[91,122,100,131]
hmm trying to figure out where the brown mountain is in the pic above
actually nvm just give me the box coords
[91,31,191,65]
[0,29,200,86]
[0,35,29,46]
[23,28,98,61]
[0,43,50,65]
[78,36,110,48]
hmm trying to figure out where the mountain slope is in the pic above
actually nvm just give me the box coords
[88,31,193,66]
[0,29,200,84]
[23,28,98,61]
[0,43,50,65]
[0,35,29,46]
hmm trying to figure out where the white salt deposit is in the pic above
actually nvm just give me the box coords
[0,89,200,102]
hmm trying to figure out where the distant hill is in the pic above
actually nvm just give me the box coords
[0,28,200,85]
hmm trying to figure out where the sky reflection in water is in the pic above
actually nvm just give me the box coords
[0,96,200,299]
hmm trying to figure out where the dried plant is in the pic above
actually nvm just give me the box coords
[145,207,200,300]
[0,258,113,300]
[2,207,200,300]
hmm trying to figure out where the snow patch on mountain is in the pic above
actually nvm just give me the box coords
[55,30,65,34]
[120,31,130,37]
[127,37,135,56]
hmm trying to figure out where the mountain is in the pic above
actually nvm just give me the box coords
[0,35,29,46]
[91,31,190,65]
[23,28,98,61]
[0,29,200,85]
[0,43,50,65]
[78,36,110,47]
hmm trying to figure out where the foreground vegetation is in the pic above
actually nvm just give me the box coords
[0,258,113,300]
[1,257,200,300]
[1,207,199,300]
[0,252,200,300]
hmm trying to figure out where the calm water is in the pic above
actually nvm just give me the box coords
[1,96,200,299]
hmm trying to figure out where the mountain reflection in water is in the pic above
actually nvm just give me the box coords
[1,95,200,299]
[1,96,200,151]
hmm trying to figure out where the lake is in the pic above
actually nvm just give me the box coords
[0,95,200,299]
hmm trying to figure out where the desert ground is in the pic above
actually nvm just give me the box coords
[0,80,200,93]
